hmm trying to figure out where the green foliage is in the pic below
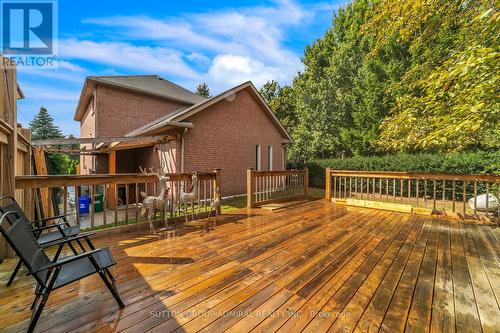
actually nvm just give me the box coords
[260,81,298,134]
[374,1,500,152]
[264,0,499,162]
[29,106,63,140]
[195,82,211,98]
[303,151,500,188]
[29,107,70,175]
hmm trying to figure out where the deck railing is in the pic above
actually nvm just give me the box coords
[15,170,220,230]
[325,167,500,221]
[247,168,308,208]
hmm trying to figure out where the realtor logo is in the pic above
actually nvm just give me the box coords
[1,0,58,68]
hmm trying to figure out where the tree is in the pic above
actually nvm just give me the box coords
[29,106,63,140]
[266,0,498,162]
[373,1,499,152]
[195,83,211,98]
[29,107,68,174]
[259,80,280,104]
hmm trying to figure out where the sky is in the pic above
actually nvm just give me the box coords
[16,0,346,136]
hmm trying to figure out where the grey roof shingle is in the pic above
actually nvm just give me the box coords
[87,75,206,105]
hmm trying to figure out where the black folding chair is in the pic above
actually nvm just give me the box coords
[0,195,91,286]
[0,211,124,333]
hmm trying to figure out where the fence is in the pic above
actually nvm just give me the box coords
[15,170,221,230]
[246,168,308,208]
[325,167,500,221]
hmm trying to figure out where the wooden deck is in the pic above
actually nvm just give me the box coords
[0,200,499,332]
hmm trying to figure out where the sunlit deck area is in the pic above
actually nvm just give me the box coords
[1,200,499,332]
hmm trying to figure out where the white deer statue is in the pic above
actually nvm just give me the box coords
[177,171,199,222]
[207,186,221,218]
[138,166,170,234]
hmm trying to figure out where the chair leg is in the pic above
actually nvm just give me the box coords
[105,268,116,282]
[7,259,23,286]
[28,292,49,333]
[76,238,87,252]
[67,241,79,255]
[98,270,124,308]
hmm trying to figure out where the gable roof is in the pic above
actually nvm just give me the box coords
[74,75,206,121]
[126,81,293,142]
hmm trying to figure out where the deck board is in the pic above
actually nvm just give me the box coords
[0,200,498,333]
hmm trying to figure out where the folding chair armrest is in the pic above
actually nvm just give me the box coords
[33,214,70,226]
[32,249,102,274]
[31,222,67,232]
[41,232,95,248]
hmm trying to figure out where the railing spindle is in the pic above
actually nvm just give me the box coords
[416,180,419,206]
[452,180,455,212]
[103,184,107,226]
[400,179,403,203]
[135,183,140,222]
[63,186,68,218]
[473,181,477,216]
[114,184,119,226]
[462,181,466,215]
[74,185,80,226]
[424,180,428,208]
[89,185,95,228]
[485,182,489,218]
[433,180,437,211]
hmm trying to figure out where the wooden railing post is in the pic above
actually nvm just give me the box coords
[325,166,331,201]
[247,168,254,209]
[213,168,221,215]
[304,167,309,198]
[107,150,117,209]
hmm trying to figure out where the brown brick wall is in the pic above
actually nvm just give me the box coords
[183,89,285,195]
[95,85,188,137]
[79,98,95,174]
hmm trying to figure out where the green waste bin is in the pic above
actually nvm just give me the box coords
[94,192,104,212]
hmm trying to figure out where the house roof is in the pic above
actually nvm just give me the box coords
[74,75,206,121]
[126,81,293,142]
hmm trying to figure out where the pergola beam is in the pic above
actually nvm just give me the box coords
[32,135,172,146]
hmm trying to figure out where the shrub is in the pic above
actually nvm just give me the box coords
[302,152,500,188]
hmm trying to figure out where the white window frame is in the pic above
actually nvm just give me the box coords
[256,145,261,171]
[268,145,273,171]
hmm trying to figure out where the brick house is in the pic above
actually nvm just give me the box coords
[74,75,292,195]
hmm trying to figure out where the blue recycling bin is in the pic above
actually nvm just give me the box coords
[78,195,90,215]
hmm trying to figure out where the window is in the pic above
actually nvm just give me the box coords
[255,145,261,171]
[268,145,273,171]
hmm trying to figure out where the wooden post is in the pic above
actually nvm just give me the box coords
[213,168,221,215]
[325,166,331,201]
[107,150,116,209]
[304,167,309,198]
[247,168,254,209]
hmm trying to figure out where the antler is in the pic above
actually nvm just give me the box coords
[139,166,168,178]
[139,166,160,178]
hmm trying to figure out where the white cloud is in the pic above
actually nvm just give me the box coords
[208,54,285,88]
[60,39,202,80]
[78,0,336,89]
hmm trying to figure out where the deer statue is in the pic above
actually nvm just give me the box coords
[138,166,170,234]
[207,186,221,218]
[177,171,199,222]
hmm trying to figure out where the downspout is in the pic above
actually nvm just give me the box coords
[180,128,188,173]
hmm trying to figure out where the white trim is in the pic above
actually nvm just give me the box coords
[256,144,261,171]
[268,145,273,171]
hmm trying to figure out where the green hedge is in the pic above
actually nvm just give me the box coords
[304,152,500,188]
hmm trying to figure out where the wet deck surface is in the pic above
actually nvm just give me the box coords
[0,200,499,332]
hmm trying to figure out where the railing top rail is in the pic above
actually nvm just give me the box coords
[15,172,216,189]
[329,169,500,182]
[251,169,306,176]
